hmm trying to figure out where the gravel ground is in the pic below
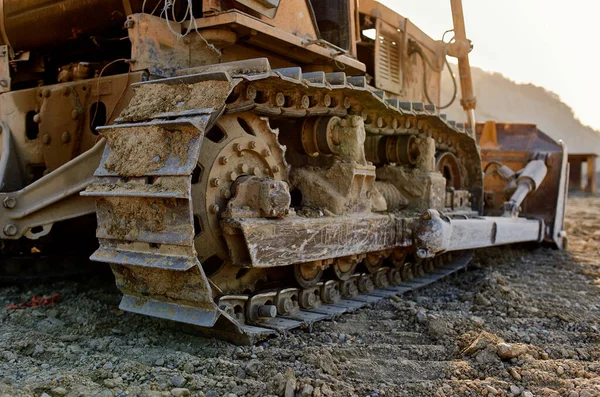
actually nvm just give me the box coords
[0,196,599,397]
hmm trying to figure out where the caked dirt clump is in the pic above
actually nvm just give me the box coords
[118,80,232,122]
[102,126,196,176]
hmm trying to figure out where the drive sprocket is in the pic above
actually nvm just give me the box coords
[191,112,288,293]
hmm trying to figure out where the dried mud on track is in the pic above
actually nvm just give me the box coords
[0,196,599,397]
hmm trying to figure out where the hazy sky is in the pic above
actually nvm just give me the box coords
[378,0,600,131]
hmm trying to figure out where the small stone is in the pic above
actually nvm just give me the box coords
[245,359,260,376]
[51,387,68,396]
[320,384,333,396]
[509,367,522,381]
[569,392,579,397]
[416,311,427,324]
[170,375,186,388]
[428,318,450,339]
[41,394,51,397]
[155,358,165,366]
[497,343,526,359]
[580,390,593,397]
[338,334,346,342]
[285,381,295,397]
[182,362,194,374]
[300,384,314,397]
[522,392,533,397]
[557,366,565,375]
[171,389,190,397]
[284,368,296,397]
[486,385,498,395]
[541,352,549,360]
[510,385,521,395]
[474,293,491,306]
[272,373,286,395]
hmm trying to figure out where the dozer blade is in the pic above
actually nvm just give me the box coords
[477,122,568,248]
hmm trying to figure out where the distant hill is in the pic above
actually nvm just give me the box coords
[440,64,600,157]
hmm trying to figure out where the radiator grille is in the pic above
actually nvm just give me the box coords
[375,20,403,95]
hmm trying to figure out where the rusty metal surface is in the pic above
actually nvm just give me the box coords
[223,213,399,268]
[449,0,476,126]
[188,11,365,74]
[0,138,104,240]
[0,0,187,51]
[0,72,142,187]
[414,210,544,258]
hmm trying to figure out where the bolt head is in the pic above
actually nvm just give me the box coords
[209,204,220,214]
[262,149,271,157]
[343,97,351,109]
[61,131,71,143]
[71,109,80,120]
[301,95,310,109]
[33,114,41,124]
[228,171,238,181]
[219,156,228,165]
[3,223,17,236]
[221,189,231,199]
[42,134,51,145]
[210,178,220,187]
[248,141,257,149]
[3,196,16,209]
[272,165,280,173]
[323,94,332,107]
[124,19,135,28]
[275,92,285,107]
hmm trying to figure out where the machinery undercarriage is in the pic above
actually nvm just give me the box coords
[0,1,568,343]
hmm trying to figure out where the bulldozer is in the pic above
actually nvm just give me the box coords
[0,0,568,342]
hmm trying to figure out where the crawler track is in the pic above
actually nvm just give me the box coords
[85,59,483,342]
[198,251,473,344]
